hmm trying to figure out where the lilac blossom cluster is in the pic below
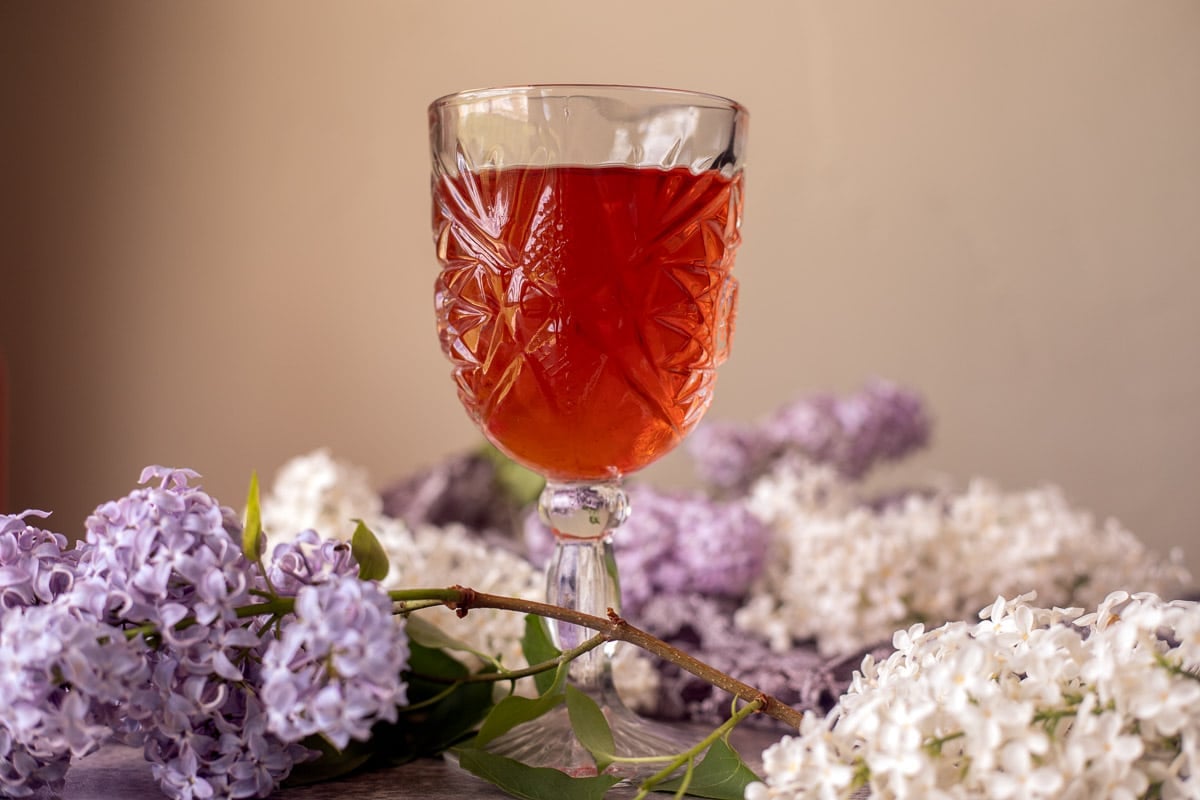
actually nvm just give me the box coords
[0,509,79,610]
[750,593,1200,799]
[0,603,148,797]
[635,594,889,728]
[687,379,930,491]
[739,473,1193,657]
[70,467,311,799]
[524,483,770,617]
[521,474,878,726]
[265,529,359,596]
[0,509,143,797]
[261,576,408,749]
[262,449,564,706]
[0,468,410,800]
[381,450,519,536]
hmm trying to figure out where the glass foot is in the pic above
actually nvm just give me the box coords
[445,481,696,783]
[484,701,696,781]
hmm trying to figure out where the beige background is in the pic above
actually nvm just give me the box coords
[2,2,1198,573]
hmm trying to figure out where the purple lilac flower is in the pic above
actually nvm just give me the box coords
[0,510,80,610]
[142,683,303,800]
[787,378,929,480]
[635,594,890,727]
[0,734,68,800]
[688,379,931,490]
[684,423,775,494]
[69,467,310,799]
[260,575,409,750]
[152,745,214,800]
[525,484,770,616]
[381,450,514,534]
[0,468,410,798]
[265,529,359,597]
[0,602,149,797]
[74,466,254,628]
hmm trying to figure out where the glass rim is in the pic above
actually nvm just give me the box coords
[429,83,747,116]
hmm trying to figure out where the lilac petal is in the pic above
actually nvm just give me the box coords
[211,651,243,682]
[0,566,28,587]
[159,603,190,629]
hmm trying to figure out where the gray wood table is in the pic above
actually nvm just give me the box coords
[64,726,786,799]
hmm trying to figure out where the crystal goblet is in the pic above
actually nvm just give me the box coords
[429,84,747,775]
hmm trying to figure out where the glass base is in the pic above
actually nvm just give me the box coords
[497,705,692,779]
[447,480,693,782]
[446,700,700,782]
[461,702,696,782]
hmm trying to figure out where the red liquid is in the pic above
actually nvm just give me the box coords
[433,166,742,480]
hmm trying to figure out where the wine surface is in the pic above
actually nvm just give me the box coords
[434,165,742,480]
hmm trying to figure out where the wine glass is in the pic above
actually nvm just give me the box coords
[429,84,747,775]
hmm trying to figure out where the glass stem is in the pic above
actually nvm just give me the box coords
[539,480,629,694]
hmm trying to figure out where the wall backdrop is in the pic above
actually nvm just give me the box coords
[3,1,1198,573]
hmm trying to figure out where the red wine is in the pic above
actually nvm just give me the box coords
[434,165,742,480]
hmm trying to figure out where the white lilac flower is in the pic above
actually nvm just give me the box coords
[386,519,661,708]
[377,516,551,695]
[262,451,661,709]
[260,575,409,750]
[261,451,545,689]
[739,464,1192,656]
[748,592,1200,800]
[260,448,382,538]
[262,453,548,693]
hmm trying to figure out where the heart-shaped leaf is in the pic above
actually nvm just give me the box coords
[521,615,561,695]
[473,660,568,748]
[350,519,389,582]
[655,738,762,800]
[564,685,615,771]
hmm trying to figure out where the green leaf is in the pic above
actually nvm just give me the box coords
[473,660,569,748]
[655,738,762,800]
[481,441,545,507]
[406,638,471,681]
[564,685,615,771]
[456,748,619,800]
[521,615,561,695]
[375,641,495,765]
[242,471,264,562]
[350,519,389,582]
[473,692,565,750]
[407,615,504,670]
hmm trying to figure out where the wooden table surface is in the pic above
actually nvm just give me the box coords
[63,726,786,799]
